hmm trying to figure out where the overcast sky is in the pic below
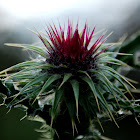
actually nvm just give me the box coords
[0,0,140,19]
[0,0,140,39]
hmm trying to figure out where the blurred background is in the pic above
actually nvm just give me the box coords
[0,0,140,140]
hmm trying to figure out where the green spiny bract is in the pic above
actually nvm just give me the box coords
[0,22,139,140]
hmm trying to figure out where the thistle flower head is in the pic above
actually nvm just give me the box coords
[39,22,110,75]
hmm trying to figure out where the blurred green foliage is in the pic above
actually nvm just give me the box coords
[0,104,41,140]
[117,32,140,68]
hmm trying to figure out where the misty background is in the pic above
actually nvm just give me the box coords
[0,0,140,140]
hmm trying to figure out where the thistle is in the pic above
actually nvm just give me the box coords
[0,22,139,140]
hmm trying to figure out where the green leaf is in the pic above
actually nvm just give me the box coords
[17,73,47,96]
[10,72,37,80]
[133,105,140,113]
[81,76,119,127]
[7,74,47,108]
[58,73,72,89]
[96,86,119,127]
[2,63,57,81]
[70,80,79,120]
[53,89,63,113]
[51,88,64,126]
[112,85,129,101]
[40,74,61,95]
[101,65,135,89]
[102,68,134,99]
[18,63,56,73]
[99,56,130,67]
[78,70,92,79]
[0,61,42,74]
[98,52,132,59]
[81,76,101,112]
[32,74,61,104]
[5,43,48,58]
[1,80,18,97]
[64,91,77,135]
[21,86,41,96]
[97,72,127,102]
[82,76,109,108]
